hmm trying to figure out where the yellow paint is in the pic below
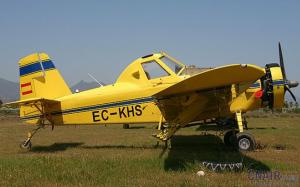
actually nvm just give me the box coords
[270,67,285,108]
[236,111,244,133]
[8,52,282,131]
[230,80,262,113]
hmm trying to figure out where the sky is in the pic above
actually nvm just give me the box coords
[0,1,299,96]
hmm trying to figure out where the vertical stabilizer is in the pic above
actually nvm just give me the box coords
[19,53,71,100]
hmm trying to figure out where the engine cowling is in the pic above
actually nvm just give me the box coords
[256,43,298,110]
[261,63,285,109]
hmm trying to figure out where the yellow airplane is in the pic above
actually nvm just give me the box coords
[6,43,298,151]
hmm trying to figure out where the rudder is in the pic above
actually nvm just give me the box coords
[18,53,71,124]
[19,53,71,100]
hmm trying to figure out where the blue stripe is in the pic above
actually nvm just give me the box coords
[272,80,285,86]
[19,60,55,76]
[21,114,40,120]
[250,80,285,88]
[20,63,42,76]
[21,97,154,120]
[42,60,56,70]
[250,83,260,88]
[54,97,153,115]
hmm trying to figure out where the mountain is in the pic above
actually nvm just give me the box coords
[0,78,105,103]
[0,78,19,102]
[70,80,105,93]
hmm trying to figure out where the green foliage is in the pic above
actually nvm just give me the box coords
[292,108,300,113]
[289,101,294,108]
[0,107,19,115]
[249,100,300,117]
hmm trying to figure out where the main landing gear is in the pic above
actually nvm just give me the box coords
[224,130,256,151]
[123,124,130,129]
[223,112,256,151]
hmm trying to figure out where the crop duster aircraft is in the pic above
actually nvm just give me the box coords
[6,43,299,151]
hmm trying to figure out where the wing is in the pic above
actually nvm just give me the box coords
[155,64,264,98]
[153,64,265,129]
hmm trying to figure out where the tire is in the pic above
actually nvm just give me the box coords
[236,132,256,151]
[223,130,238,146]
[20,141,32,150]
[123,124,130,129]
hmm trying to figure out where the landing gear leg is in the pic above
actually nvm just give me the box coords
[236,111,244,133]
[20,126,42,150]
[235,112,256,151]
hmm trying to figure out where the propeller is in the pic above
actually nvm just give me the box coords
[278,43,287,80]
[286,87,297,101]
[278,42,299,102]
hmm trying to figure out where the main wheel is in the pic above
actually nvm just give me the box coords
[123,124,130,129]
[236,132,256,151]
[223,130,238,146]
[20,140,32,150]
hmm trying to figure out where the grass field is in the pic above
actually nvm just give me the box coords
[0,115,299,187]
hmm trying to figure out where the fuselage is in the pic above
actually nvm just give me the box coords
[22,53,274,126]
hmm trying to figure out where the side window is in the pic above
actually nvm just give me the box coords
[142,61,170,80]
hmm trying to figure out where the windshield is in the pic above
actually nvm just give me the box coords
[142,60,170,80]
[160,56,184,74]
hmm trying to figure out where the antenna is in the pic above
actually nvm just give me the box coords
[34,52,46,78]
[88,73,104,87]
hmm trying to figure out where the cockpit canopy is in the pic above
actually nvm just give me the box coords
[116,52,186,84]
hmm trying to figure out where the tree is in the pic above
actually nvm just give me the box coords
[296,102,299,109]
[289,101,294,108]
[0,99,2,108]
[284,101,289,108]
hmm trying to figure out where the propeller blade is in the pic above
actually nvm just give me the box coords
[278,42,287,80]
[285,85,297,102]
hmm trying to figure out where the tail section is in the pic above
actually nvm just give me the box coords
[19,53,71,100]
[18,53,71,124]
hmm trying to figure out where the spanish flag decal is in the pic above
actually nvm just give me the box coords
[21,82,33,95]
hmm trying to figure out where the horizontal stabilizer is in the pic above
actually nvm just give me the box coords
[5,98,59,107]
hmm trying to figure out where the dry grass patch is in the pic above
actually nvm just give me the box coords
[0,115,299,186]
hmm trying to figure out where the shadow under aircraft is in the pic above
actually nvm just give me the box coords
[163,134,270,172]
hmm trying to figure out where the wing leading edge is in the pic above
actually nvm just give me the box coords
[152,64,265,140]
[154,64,265,99]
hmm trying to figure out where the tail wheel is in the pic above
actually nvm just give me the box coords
[236,132,256,151]
[20,140,32,150]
